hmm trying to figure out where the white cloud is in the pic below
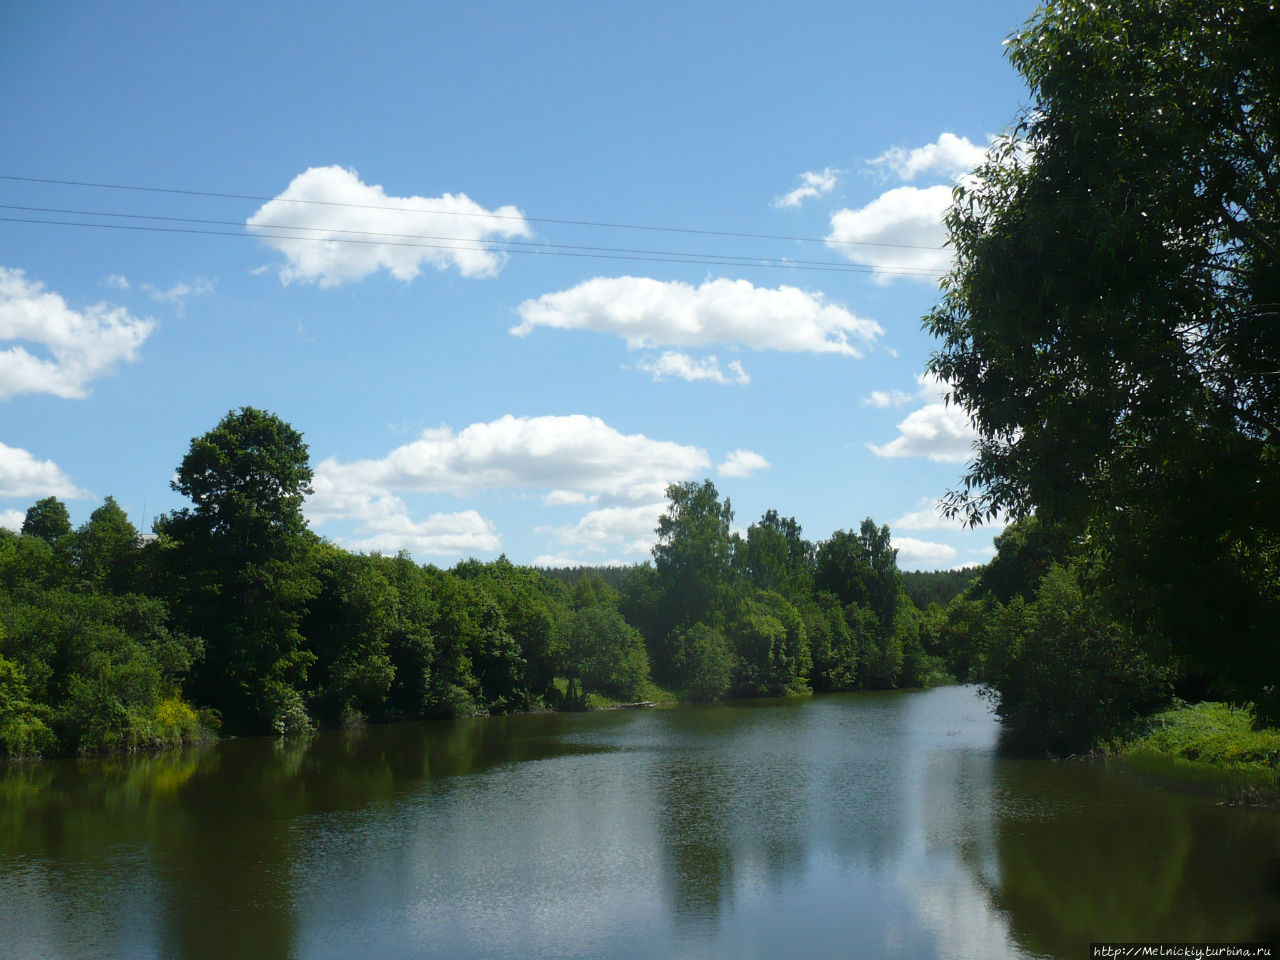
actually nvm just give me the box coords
[0,442,89,499]
[863,389,916,408]
[635,351,750,385]
[0,509,25,531]
[141,277,216,315]
[348,505,500,557]
[868,373,978,463]
[531,552,629,568]
[892,497,955,532]
[868,133,987,182]
[827,134,992,284]
[312,414,710,507]
[892,496,1006,535]
[718,449,770,478]
[539,502,666,558]
[514,276,881,356]
[826,184,953,283]
[542,489,597,506]
[247,165,531,286]
[774,167,840,208]
[892,536,958,567]
[0,268,156,399]
[104,275,130,290]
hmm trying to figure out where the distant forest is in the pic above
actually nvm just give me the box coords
[0,407,962,758]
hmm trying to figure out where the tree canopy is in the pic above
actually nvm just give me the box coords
[926,0,1280,718]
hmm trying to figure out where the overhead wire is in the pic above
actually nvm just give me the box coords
[0,173,947,251]
[0,214,942,275]
[0,202,940,275]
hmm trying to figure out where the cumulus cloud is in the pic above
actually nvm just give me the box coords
[513,277,881,356]
[0,509,25,531]
[826,185,953,282]
[893,497,956,532]
[868,373,978,463]
[892,536,958,567]
[0,268,155,399]
[0,441,89,499]
[827,134,989,284]
[351,505,499,557]
[635,351,750,385]
[868,133,987,182]
[718,449,770,478]
[892,496,1006,534]
[312,414,710,508]
[247,165,531,286]
[774,167,840,208]
[104,275,130,290]
[863,389,916,408]
[538,502,667,559]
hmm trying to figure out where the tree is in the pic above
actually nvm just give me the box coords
[736,509,814,601]
[557,605,650,701]
[158,408,318,734]
[650,480,737,672]
[926,0,1280,718]
[73,496,138,591]
[22,497,71,546]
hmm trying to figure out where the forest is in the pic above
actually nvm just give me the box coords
[0,405,962,756]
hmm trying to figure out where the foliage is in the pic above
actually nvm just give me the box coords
[1111,701,1280,805]
[158,407,319,734]
[900,566,981,610]
[652,480,736,642]
[669,623,732,702]
[927,0,1280,718]
[557,605,649,701]
[0,651,55,757]
[21,496,71,546]
[980,562,1174,752]
[726,590,810,697]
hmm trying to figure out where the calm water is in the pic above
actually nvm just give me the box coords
[2,686,1277,959]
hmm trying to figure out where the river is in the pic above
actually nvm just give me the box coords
[1,685,1276,959]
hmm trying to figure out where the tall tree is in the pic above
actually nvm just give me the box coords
[72,496,138,591]
[651,479,737,640]
[926,0,1280,717]
[158,408,318,734]
[21,497,71,546]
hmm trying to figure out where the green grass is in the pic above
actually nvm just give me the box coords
[1109,701,1280,806]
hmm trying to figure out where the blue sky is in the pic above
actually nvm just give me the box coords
[1,0,1033,570]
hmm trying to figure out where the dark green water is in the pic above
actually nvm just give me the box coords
[2,686,1277,959]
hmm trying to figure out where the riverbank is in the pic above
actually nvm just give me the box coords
[1106,701,1280,807]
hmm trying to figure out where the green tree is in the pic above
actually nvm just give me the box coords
[725,590,810,697]
[981,562,1174,752]
[158,407,318,734]
[670,623,732,702]
[557,605,650,701]
[21,497,72,546]
[926,0,1280,717]
[303,547,397,724]
[72,496,139,591]
[650,480,737,671]
[736,509,814,602]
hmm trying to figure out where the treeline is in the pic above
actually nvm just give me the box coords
[915,0,1279,753]
[0,407,945,758]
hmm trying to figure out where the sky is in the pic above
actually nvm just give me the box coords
[0,0,1036,571]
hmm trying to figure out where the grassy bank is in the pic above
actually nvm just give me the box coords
[1107,701,1280,806]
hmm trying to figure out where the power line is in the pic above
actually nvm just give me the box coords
[0,216,943,276]
[0,203,936,274]
[0,173,947,252]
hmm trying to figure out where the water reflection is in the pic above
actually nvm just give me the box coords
[1,688,1277,960]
